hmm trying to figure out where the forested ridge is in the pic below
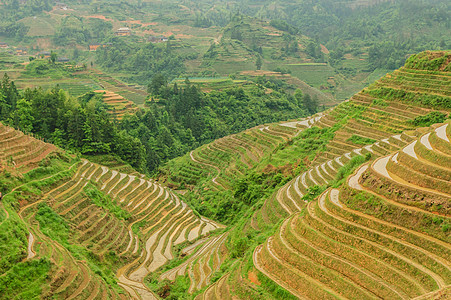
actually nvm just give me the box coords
[95,38,189,84]
[0,73,315,173]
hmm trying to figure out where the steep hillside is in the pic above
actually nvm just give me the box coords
[166,50,450,299]
[0,124,223,299]
[198,16,337,106]
[162,50,449,223]
[253,123,450,299]
[201,16,310,72]
[0,124,58,173]
[0,50,450,299]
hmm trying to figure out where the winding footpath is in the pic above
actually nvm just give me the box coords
[27,232,36,260]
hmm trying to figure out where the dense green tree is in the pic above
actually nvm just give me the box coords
[0,90,8,120]
[50,52,57,64]
[148,73,168,96]
[303,93,318,114]
[256,56,262,70]
[0,77,148,172]
[294,89,304,107]
[11,99,34,133]
[96,39,187,84]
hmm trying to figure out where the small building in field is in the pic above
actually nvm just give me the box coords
[115,27,131,36]
[55,2,68,10]
[147,36,169,43]
[57,57,70,63]
[0,42,8,49]
[15,48,28,55]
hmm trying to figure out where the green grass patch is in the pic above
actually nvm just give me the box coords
[346,135,377,145]
[36,202,70,243]
[286,63,328,66]
[366,87,451,109]
[331,153,371,187]
[0,205,5,223]
[256,271,298,300]
[0,258,51,299]
[20,15,57,37]
[83,183,132,221]
[409,111,448,127]
[0,214,28,274]
[116,90,147,106]
[371,98,388,106]
[22,60,71,80]
[302,185,326,202]
[264,126,336,168]
[146,273,191,299]
[35,201,122,290]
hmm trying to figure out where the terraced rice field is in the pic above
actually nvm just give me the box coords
[160,232,229,293]
[0,123,223,299]
[20,15,58,37]
[253,122,451,299]
[169,114,325,190]
[0,123,58,172]
[14,78,102,97]
[190,51,451,299]
[1,51,450,299]
[250,128,415,230]
[93,71,148,106]
[95,90,139,120]
[171,77,251,93]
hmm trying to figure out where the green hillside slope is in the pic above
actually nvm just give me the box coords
[165,50,450,299]
[0,50,449,299]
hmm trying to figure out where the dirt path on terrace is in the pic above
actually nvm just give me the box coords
[412,285,451,300]
[202,280,216,300]
[67,262,91,299]
[0,203,9,227]
[27,232,36,259]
